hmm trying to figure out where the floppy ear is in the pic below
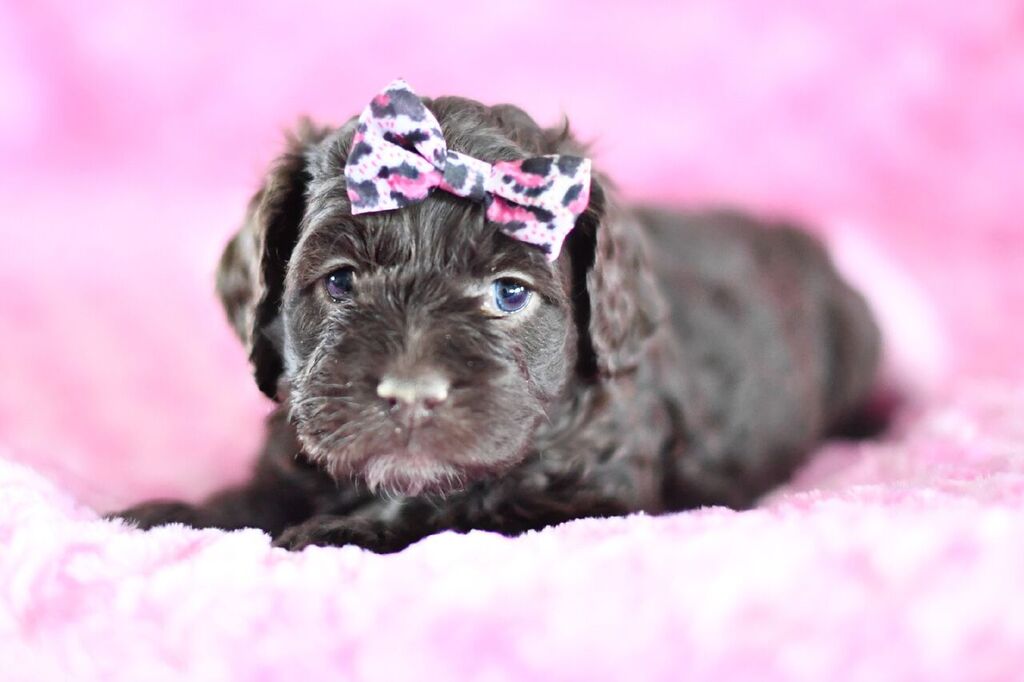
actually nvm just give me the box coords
[216,120,330,399]
[565,177,664,379]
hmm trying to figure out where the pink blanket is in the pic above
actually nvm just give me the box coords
[2,2,1023,680]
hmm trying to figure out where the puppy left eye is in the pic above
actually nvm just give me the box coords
[324,267,355,300]
[491,278,532,314]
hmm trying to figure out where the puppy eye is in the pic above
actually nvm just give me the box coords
[491,278,532,314]
[324,267,355,300]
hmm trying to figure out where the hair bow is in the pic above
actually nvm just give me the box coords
[344,79,591,261]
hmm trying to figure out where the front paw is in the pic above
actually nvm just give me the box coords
[106,500,198,530]
[273,517,406,553]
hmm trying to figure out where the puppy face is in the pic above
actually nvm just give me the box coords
[216,97,658,497]
[283,153,577,495]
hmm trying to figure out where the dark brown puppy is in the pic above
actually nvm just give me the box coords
[113,95,881,552]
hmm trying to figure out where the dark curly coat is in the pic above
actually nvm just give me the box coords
[113,94,881,552]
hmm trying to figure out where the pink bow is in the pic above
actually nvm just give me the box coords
[344,80,592,261]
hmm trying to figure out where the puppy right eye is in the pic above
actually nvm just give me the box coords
[324,267,355,300]
[492,278,532,314]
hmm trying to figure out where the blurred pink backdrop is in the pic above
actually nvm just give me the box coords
[1,1,1022,509]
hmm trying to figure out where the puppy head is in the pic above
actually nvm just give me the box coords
[216,96,658,496]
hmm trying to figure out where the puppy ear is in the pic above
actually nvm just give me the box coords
[216,120,330,399]
[566,178,664,379]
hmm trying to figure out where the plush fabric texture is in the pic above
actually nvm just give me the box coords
[2,1,1023,680]
[346,79,592,261]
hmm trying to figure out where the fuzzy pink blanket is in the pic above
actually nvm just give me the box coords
[2,2,1023,680]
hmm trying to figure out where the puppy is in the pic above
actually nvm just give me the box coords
[114,82,880,552]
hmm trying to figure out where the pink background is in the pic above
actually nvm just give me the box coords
[4,4,1024,680]
[1,0,1022,510]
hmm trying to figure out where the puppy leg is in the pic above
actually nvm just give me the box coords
[271,494,435,552]
[271,475,634,552]
[272,515,412,553]
[108,418,361,538]
[109,462,321,537]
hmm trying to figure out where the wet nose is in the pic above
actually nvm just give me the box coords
[377,370,450,416]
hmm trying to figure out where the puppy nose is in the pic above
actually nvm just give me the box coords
[377,370,450,412]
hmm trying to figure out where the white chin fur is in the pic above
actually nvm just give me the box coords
[363,454,463,497]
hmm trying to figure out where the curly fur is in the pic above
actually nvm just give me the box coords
[113,94,881,552]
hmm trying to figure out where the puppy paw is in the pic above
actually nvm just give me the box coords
[106,500,198,530]
[273,517,406,553]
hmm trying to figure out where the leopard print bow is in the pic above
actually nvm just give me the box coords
[344,80,592,261]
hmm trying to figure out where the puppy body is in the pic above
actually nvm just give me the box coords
[116,96,880,552]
